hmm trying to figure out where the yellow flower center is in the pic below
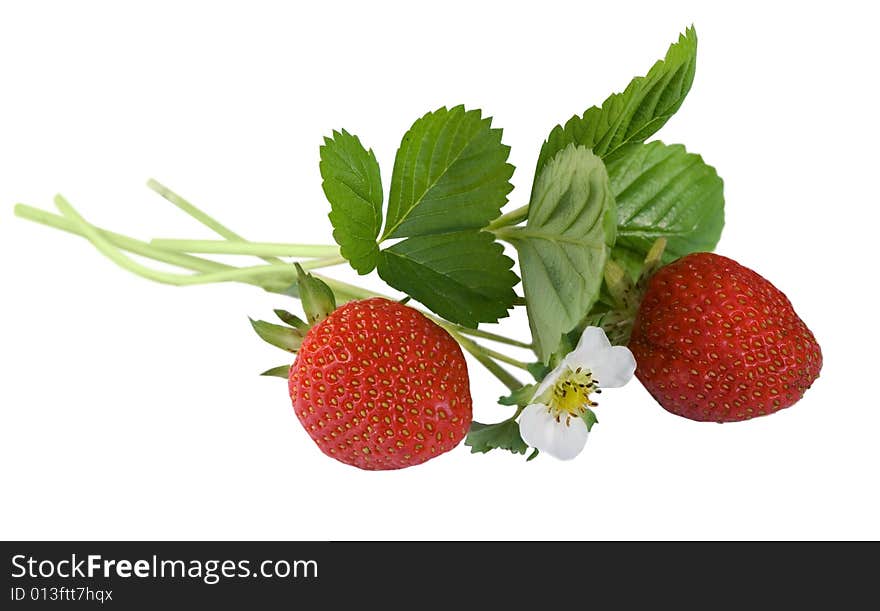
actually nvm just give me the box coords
[549,367,599,426]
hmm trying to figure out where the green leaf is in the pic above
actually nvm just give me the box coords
[260,365,291,378]
[498,384,537,407]
[526,448,540,461]
[607,141,723,276]
[580,408,599,432]
[535,26,697,180]
[296,263,337,323]
[320,129,383,274]
[382,105,514,240]
[377,230,518,327]
[549,332,576,370]
[374,105,518,326]
[503,144,617,362]
[466,420,529,455]
[249,318,302,352]
[273,309,308,330]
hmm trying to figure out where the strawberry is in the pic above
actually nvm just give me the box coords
[628,252,821,422]
[288,297,472,470]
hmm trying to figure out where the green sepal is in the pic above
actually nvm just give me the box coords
[526,448,540,462]
[249,318,303,353]
[260,365,291,378]
[498,384,537,407]
[599,238,669,346]
[274,309,308,330]
[296,263,337,323]
[638,238,668,286]
[466,420,529,455]
[604,259,635,309]
[526,362,551,383]
[580,408,599,432]
[281,282,301,299]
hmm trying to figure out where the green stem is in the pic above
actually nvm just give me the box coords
[306,255,346,269]
[453,326,532,349]
[51,196,337,288]
[316,276,389,301]
[15,204,300,295]
[485,204,529,231]
[145,181,392,304]
[480,346,530,371]
[460,338,523,392]
[16,204,231,274]
[437,323,523,391]
[150,238,340,258]
[146,179,284,266]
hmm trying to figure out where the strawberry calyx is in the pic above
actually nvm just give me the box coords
[599,238,667,345]
[295,263,337,324]
[249,265,339,360]
[273,309,309,330]
[249,318,304,352]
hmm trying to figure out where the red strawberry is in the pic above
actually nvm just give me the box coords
[288,297,472,470]
[628,252,821,422]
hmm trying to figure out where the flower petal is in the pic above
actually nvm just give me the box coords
[562,326,636,388]
[588,345,637,388]
[564,326,612,371]
[519,404,556,452]
[519,404,589,461]
[531,363,565,403]
[548,417,589,460]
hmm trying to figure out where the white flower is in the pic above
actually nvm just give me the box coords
[519,326,636,460]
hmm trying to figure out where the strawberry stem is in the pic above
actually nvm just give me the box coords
[51,195,342,288]
[14,204,231,274]
[440,326,523,392]
[148,180,360,298]
[302,255,347,270]
[147,178,285,266]
[150,238,340,259]
[315,275,390,301]
[453,326,532,350]
[485,204,529,231]
[478,346,531,371]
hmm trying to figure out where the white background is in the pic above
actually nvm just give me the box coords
[2,1,877,540]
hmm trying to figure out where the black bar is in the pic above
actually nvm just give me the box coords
[0,541,873,608]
